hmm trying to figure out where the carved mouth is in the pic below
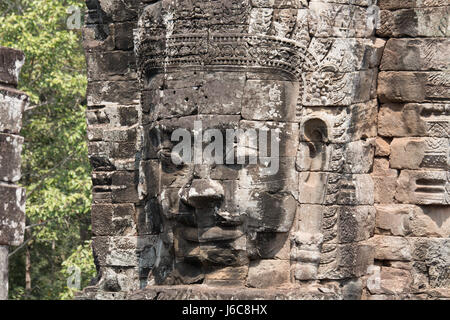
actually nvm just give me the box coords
[215,210,245,226]
[181,226,244,243]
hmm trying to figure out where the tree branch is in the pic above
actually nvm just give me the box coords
[8,226,44,258]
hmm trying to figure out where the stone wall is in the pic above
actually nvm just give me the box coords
[0,47,27,300]
[80,0,449,300]
[83,0,148,298]
[365,0,450,300]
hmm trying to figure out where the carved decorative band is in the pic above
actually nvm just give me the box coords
[138,33,318,78]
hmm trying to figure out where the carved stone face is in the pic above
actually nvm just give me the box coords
[142,70,300,284]
[135,0,380,287]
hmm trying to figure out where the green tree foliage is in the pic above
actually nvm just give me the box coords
[0,0,95,299]
[60,241,97,300]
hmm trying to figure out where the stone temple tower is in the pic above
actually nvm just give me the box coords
[81,0,449,300]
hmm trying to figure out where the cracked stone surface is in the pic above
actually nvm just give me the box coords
[79,0,449,300]
[0,46,27,300]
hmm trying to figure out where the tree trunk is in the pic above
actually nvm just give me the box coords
[25,244,31,294]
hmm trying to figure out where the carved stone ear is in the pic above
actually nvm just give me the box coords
[303,118,328,143]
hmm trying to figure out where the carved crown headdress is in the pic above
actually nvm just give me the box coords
[135,0,319,80]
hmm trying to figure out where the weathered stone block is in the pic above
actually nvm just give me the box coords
[378,103,449,138]
[86,50,136,81]
[92,171,113,187]
[82,24,115,52]
[378,71,450,103]
[335,206,376,244]
[372,171,398,204]
[309,2,375,38]
[409,237,450,288]
[303,70,377,106]
[0,47,25,87]
[144,84,205,119]
[307,38,385,72]
[93,235,158,267]
[420,206,450,238]
[378,0,449,10]
[396,170,449,205]
[98,266,141,292]
[0,245,7,300]
[296,140,374,173]
[299,173,374,205]
[247,260,290,288]
[0,87,27,134]
[204,266,248,285]
[139,198,163,235]
[125,284,342,300]
[367,266,413,295]
[109,141,137,160]
[242,79,298,121]
[375,204,450,237]
[375,137,391,156]
[240,120,299,157]
[377,7,450,38]
[0,133,23,183]
[138,160,159,200]
[111,171,139,203]
[375,205,411,237]
[372,235,412,261]
[86,108,110,127]
[97,0,139,23]
[88,141,114,171]
[87,125,104,141]
[0,184,25,246]
[248,232,291,260]
[381,38,450,71]
[104,127,137,143]
[91,203,136,236]
[201,72,246,116]
[239,189,297,232]
[87,81,140,106]
[390,137,448,170]
[318,243,374,280]
[297,205,375,244]
[114,22,136,50]
[210,164,239,180]
[239,157,298,192]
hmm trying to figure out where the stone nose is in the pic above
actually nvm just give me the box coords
[180,179,224,208]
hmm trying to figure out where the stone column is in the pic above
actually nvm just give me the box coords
[0,47,27,300]
[81,0,144,299]
[0,246,8,299]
